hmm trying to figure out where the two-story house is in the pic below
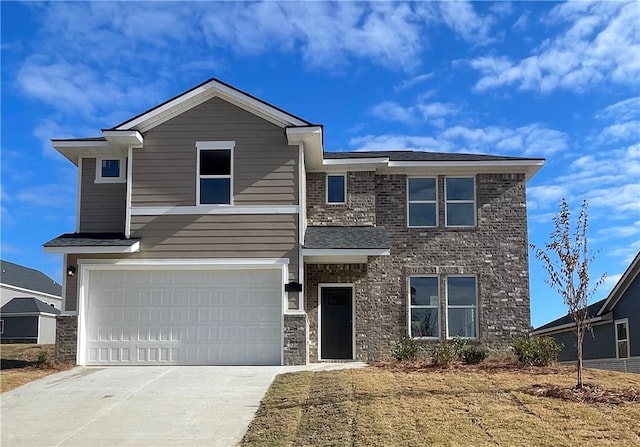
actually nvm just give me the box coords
[44,78,544,366]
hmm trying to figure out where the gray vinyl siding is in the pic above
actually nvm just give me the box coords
[553,323,616,362]
[611,273,640,357]
[0,316,38,341]
[131,97,299,207]
[64,211,299,311]
[79,158,126,232]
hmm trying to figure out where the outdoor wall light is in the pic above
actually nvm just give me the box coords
[284,282,302,292]
[67,265,76,277]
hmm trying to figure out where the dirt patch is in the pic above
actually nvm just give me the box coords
[1,344,74,393]
[522,383,640,405]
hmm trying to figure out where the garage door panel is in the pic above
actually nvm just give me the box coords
[85,268,282,365]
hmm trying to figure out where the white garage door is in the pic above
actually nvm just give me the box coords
[84,268,282,366]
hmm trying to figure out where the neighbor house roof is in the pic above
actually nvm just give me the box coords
[303,226,391,250]
[0,260,62,297]
[44,233,141,254]
[1,297,61,315]
[532,251,640,336]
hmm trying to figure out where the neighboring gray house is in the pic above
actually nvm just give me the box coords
[532,252,640,374]
[1,297,61,344]
[44,78,544,366]
[1,259,62,309]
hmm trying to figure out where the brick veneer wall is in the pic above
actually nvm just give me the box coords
[306,171,376,225]
[55,315,78,363]
[283,314,308,365]
[305,172,531,361]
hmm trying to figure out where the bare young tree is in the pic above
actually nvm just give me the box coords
[531,198,606,388]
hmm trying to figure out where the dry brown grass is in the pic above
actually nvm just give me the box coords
[1,344,72,393]
[242,366,640,447]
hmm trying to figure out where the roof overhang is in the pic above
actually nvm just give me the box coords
[1,311,59,317]
[51,130,144,166]
[43,234,141,254]
[302,247,390,264]
[287,126,324,167]
[102,130,144,150]
[531,312,613,336]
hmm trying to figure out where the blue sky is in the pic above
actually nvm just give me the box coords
[1,1,638,328]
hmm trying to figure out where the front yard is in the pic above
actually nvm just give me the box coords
[242,364,640,446]
[1,344,71,393]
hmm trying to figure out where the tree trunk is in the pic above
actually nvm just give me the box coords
[576,329,584,389]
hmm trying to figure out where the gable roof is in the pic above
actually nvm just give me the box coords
[533,298,606,333]
[0,260,62,297]
[597,251,640,315]
[1,297,61,315]
[112,77,312,132]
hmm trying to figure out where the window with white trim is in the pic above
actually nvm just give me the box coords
[615,319,629,359]
[445,177,475,227]
[95,157,125,183]
[446,276,477,339]
[196,141,234,205]
[326,174,346,204]
[409,276,439,338]
[0,319,4,334]
[407,177,437,227]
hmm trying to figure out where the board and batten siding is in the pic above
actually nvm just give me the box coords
[131,97,299,207]
[79,158,126,232]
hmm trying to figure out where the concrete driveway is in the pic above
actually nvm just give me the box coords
[2,363,364,447]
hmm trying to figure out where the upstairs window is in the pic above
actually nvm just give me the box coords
[615,319,629,359]
[326,174,346,204]
[196,141,234,205]
[447,276,477,339]
[445,177,475,227]
[407,177,437,227]
[95,157,125,183]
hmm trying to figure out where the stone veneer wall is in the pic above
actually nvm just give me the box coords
[306,171,376,225]
[283,314,308,365]
[305,173,531,361]
[55,315,78,363]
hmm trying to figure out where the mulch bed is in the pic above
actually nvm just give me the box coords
[371,359,575,375]
[522,383,640,405]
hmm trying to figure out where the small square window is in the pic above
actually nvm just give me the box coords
[95,157,125,183]
[327,174,346,204]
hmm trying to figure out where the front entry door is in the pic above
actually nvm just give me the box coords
[320,287,353,360]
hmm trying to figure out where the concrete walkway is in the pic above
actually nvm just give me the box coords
[1,363,366,447]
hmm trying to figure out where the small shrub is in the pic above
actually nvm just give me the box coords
[461,346,488,364]
[392,336,420,361]
[451,336,468,358]
[35,350,51,367]
[512,335,562,366]
[430,342,458,367]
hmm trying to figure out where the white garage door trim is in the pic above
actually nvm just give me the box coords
[76,258,288,366]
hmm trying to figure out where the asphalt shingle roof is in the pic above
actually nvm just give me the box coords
[303,226,390,250]
[0,260,62,296]
[533,298,606,332]
[1,297,61,315]
[44,233,140,248]
[324,150,543,162]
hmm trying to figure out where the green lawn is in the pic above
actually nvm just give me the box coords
[242,366,640,447]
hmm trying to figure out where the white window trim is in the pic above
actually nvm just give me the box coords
[0,319,4,334]
[407,176,438,228]
[445,275,478,340]
[444,176,476,228]
[326,173,347,204]
[196,141,235,206]
[95,157,126,183]
[408,275,440,340]
[615,318,630,359]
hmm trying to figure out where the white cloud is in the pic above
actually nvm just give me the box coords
[350,122,567,156]
[394,73,434,91]
[599,121,640,143]
[597,97,640,122]
[371,98,458,127]
[470,2,639,93]
[527,185,567,210]
[438,1,497,46]
[512,11,530,32]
